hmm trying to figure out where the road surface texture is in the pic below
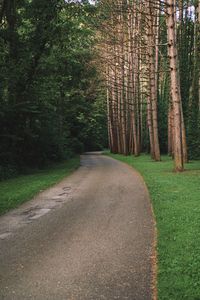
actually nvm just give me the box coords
[0,153,155,300]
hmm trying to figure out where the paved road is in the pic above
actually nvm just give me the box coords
[0,154,155,300]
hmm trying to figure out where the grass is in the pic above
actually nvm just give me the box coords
[106,152,200,300]
[0,157,80,215]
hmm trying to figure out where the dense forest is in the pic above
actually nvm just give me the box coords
[97,0,200,171]
[0,0,107,179]
[0,0,199,178]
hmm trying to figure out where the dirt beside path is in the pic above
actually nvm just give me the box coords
[0,154,155,300]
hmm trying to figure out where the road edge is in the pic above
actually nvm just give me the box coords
[103,154,158,300]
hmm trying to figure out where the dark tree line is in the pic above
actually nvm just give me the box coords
[0,0,107,179]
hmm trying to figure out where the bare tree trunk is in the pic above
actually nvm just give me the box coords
[146,0,161,161]
[165,0,184,171]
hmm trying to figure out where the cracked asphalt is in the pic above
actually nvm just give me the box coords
[0,153,155,300]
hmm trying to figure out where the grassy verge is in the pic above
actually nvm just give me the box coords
[106,153,200,300]
[0,157,80,215]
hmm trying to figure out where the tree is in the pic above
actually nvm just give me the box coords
[0,0,107,179]
[97,0,200,172]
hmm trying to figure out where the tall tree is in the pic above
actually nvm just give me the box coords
[165,0,185,171]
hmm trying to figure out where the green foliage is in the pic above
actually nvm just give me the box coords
[177,11,200,159]
[158,73,169,153]
[0,0,107,179]
[0,157,80,215]
[107,153,200,300]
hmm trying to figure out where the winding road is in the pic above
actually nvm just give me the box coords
[0,153,155,300]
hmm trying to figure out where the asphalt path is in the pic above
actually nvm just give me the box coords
[0,153,155,300]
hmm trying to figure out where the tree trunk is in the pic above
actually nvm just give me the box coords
[165,0,184,171]
[147,0,161,161]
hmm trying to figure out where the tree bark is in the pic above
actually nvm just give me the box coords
[166,0,185,171]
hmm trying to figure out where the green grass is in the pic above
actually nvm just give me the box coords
[0,157,80,215]
[106,152,200,300]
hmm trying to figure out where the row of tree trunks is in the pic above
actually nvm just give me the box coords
[101,0,160,157]
[99,0,188,171]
